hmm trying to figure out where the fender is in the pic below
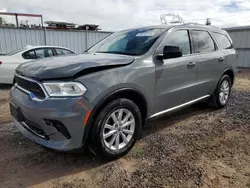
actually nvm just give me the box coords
[222,68,235,85]
[211,68,235,94]
[81,87,148,145]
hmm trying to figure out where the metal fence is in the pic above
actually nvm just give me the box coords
[1,26,249,68]
[0,27,112,54]
[226,27,250,68]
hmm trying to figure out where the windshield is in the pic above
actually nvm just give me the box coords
[7,48,25,56]
[88,28,166,56]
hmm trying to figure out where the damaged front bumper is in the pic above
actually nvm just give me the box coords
[10,84,94,151]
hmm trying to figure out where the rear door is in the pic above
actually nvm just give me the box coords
[212,32,237,72]
[190,30,223,97]
[154,29,198,113]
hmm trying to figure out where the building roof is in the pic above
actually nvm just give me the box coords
[224,25,250,31]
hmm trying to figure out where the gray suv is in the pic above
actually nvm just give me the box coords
[10,24,237,159]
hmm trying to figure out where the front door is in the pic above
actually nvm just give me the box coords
[154,29,198,114]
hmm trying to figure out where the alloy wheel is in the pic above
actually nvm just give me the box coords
[102,108,135,151]
[219,79,230,105]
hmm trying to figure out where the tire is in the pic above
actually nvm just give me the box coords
[90,98,142,160]
[210,74,232,109]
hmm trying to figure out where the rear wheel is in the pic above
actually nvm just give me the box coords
[90,98,142,160]
[210,75,232,109]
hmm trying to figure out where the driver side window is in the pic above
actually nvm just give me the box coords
[165,30,191,55]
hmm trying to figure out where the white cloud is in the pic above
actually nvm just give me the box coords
[1,0,250,30]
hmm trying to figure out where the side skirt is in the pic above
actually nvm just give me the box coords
[149,95,210,119]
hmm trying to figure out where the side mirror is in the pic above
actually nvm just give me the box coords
[157,45,183,60]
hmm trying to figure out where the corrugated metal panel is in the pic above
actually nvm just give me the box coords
[228,30,250,48]
[227,29,250,67]
[236,49,250,68]
[0,28,46,54]
[0,28,7,54]
[87,31,111,48]
[0,27,112,54]
[3,28,12,53]
[45,30,111,53]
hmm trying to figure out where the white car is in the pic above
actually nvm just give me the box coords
[0,45,75,84]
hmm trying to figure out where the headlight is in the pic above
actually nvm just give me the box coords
[43,82,87,97]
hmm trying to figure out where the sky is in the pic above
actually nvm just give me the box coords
[1,0,250,31]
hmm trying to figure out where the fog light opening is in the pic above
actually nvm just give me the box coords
[44,119,71,139]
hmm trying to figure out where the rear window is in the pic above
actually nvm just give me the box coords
[213,32,233,49]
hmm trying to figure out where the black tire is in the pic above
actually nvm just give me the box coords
[90,98,142,160]
[210,74,232,109]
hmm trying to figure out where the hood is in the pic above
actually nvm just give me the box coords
[15,53,135,80]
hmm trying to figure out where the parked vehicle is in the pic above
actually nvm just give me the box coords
[0,45,75,84]
[10,24,237,159]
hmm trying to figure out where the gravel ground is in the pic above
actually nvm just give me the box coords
[0,72,250,188]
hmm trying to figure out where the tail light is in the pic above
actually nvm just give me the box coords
[0,61,2,65]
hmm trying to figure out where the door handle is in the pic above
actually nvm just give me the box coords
[218,57,225,62]
[187,62,196,67]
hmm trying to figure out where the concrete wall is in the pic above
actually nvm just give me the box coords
[0,27,112,54]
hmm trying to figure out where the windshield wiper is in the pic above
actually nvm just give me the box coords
[96,51,136,56]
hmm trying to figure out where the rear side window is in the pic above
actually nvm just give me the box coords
[45,48,54,57]
[191,30,215,53]
[165,30,191,55]
[23,50,36,59]
[55,48,74,56]
[213,32,233,49]
[34,49,46,58]
[23,48,55,59]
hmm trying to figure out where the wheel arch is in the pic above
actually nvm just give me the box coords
[223,68,235,85]
[82,88,148,145]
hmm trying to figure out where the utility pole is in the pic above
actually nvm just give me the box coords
[15,13,19,27]
[41,15,47,45]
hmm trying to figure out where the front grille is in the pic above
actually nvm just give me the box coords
[15,75,46,100]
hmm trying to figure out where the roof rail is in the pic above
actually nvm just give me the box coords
[182,23,200,26]
[180,23,221,29]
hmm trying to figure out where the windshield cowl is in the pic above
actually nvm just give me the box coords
[96,51,137,56]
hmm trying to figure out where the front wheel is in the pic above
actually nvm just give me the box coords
[210,75,232,109]
[90,98,142,160]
